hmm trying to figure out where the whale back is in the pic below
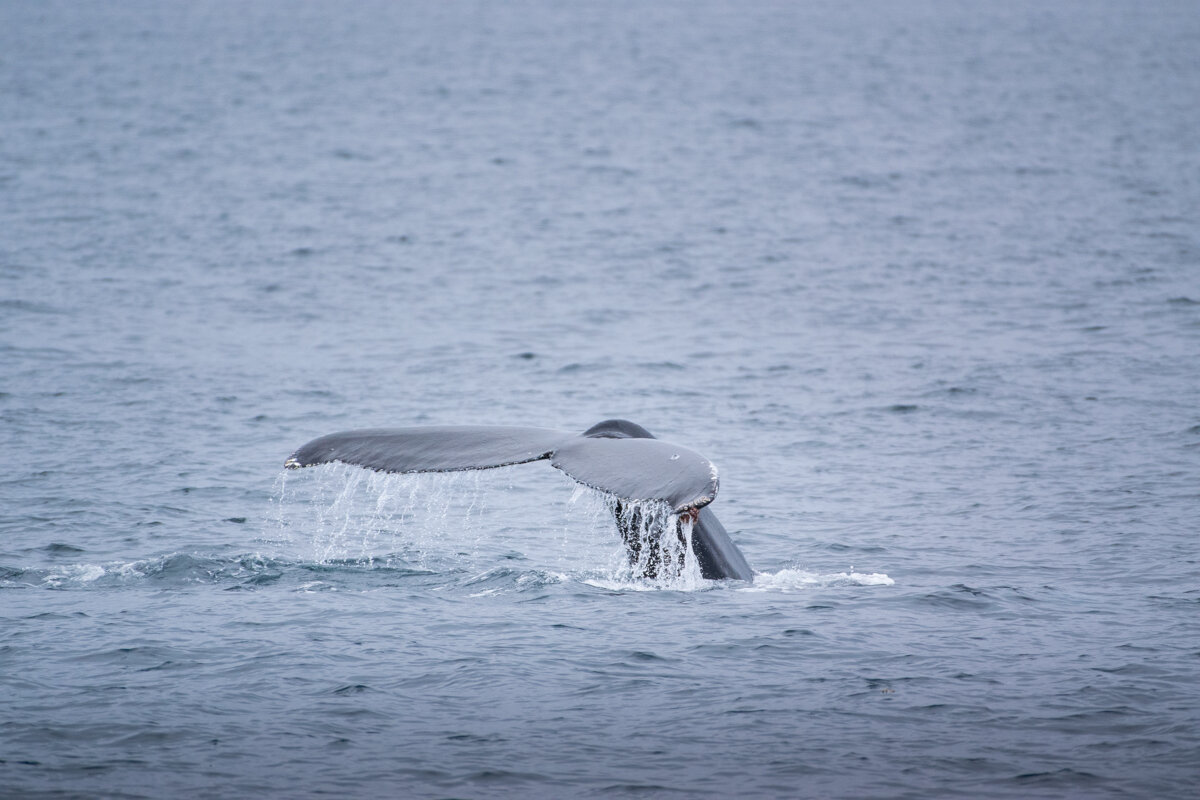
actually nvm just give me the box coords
[582,419,656,439]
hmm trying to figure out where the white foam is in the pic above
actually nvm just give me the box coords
[42,563,107,588]
[581,575,714,592]
[740,568,895,592]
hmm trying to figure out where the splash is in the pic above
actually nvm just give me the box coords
[274,465,711,590]
[271,463,494,569]
[607,496,704,590]
[562,490,708,591]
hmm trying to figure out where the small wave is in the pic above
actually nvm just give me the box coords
[463,567,570,597]
[40,542,86,554]
[7,553,279,590]
[739,568,895,592]
[2,553,336,590]
[1,551,563,594]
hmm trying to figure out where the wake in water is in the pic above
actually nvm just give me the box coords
[0,555,894,594]
[0,553,894,596]
[0,467,893,594]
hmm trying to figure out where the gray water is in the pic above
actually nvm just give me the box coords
[3,1,1199,797]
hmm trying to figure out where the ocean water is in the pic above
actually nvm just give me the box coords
[2,1,1199,797]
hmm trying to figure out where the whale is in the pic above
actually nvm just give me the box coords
[286,419,753,581]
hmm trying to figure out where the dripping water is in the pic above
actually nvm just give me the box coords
[609,497,704,590]
[273,465,710,590]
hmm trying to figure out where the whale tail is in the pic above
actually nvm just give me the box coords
[285,420,752,581]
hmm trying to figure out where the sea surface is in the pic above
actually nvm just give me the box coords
[2,1,1199,797]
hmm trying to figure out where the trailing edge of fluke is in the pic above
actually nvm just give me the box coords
[285,419,753,581]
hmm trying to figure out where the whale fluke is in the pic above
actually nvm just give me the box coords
[284,425,567,474]
[550,437,717,513]
[285,419,753,581]
[691,506,753,582]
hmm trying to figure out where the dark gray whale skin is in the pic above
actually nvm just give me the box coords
[582,420,754,582]
[287,419,753,581]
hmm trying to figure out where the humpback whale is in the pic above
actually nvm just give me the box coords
[286,419,753,581]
